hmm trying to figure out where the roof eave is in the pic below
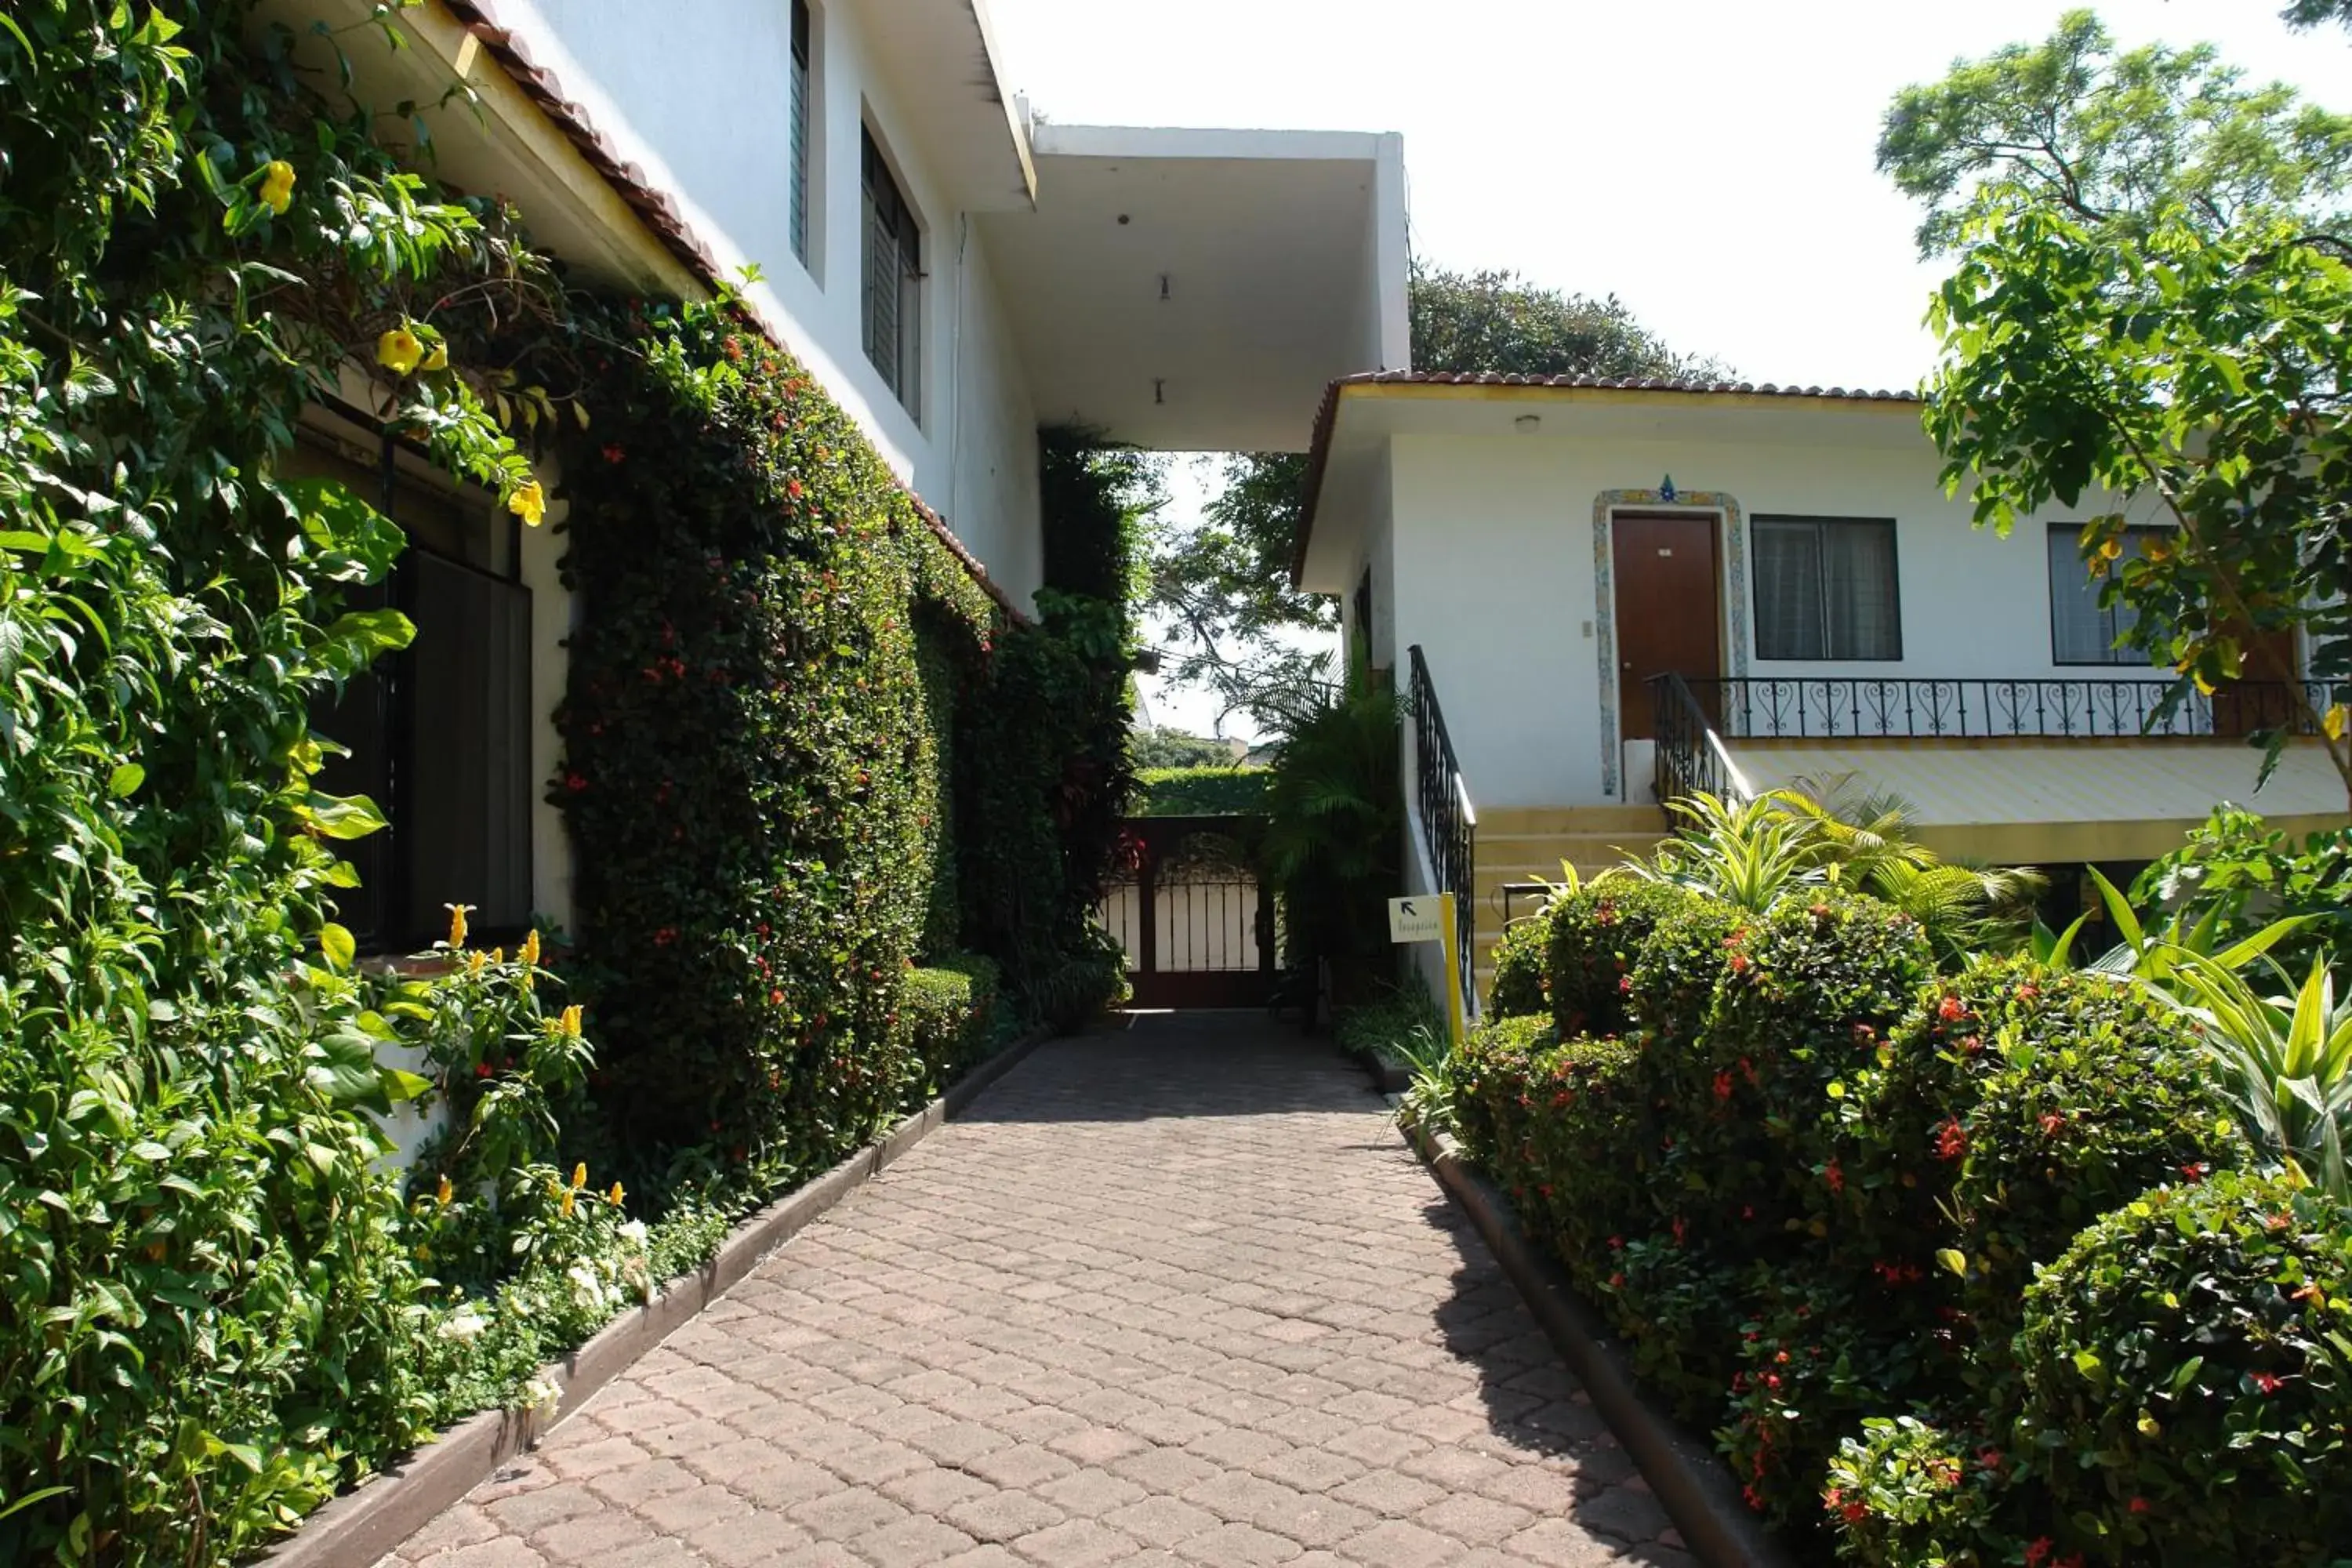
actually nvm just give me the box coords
[1288,373,1928,588]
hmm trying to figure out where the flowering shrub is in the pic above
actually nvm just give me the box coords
[0,2,588,1558]
[1486,913,1552,1020]
[547,292,994,1178]
[1823,1414,2015,1567]
[1468,869,2325,1560]
[1545,879,1689,1037]
[2011,1173,2352,1564]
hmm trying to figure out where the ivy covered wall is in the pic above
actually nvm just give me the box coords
[0,2,1136,1559]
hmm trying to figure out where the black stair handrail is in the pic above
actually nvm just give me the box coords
[1406,645,1476,1007]
[1649,672,1748,806]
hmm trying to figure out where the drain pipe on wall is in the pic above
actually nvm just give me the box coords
[946,212,968,530]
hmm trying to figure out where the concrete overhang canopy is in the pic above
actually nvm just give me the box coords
[862,0,1037,212]
[979,124,1410,454]
[1294,374,1928,593]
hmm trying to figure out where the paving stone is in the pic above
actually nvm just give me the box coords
[947,1490,1069,1544]
[371,1021,1664,1568]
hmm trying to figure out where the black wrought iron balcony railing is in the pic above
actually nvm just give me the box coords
[1682,677,2333,742]
[1406,645,1476,1006]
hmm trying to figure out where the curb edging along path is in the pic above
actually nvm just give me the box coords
[1399,1116,1798,1568]
[267,1031,1051,1568]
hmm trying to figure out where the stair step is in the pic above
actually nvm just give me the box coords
[1479,805,1671,836]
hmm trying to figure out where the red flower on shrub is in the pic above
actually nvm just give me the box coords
[2026,1540,2053,1566]
[1937,993,1969,1023]
[1713,1069,1734,1102]
[2039,1111,2067,1134]
[2016,983,2041,1001]
[2181,1162,2210,1183]
[602,443,625,464]
[1935,1116,1968,1161]
[1729,953,1751,975]
[1824,1160,1844,1194]
[564,771,588,793]
[787,477,804,501]
[654,927,677,946]
[2251,1371,2285,1395]
[2129,1497,2150,1515]
[1617,975,1632,994]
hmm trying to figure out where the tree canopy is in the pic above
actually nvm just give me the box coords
[1877,9,2352,255]
[1145,267,1720,722]
[1891,13,2352,800]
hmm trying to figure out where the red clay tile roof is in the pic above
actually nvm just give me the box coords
[436,0,1025,622]
[1289,371,1926,583]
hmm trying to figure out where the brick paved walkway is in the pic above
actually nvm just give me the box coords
[378,1014,1690,1568]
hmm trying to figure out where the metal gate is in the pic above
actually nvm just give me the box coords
[1098,815,1279,1008]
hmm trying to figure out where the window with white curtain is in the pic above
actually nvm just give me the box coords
[788,0,811,267]
[1752,517,1902,660]
[2049,524,2168,664]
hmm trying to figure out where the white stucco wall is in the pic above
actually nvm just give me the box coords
[495,0,1044,606]
[1385,429,2157,809]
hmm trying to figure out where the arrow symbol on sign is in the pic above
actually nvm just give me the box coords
[1399,900,1419,916]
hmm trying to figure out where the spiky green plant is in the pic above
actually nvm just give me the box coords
[2151,950,2352,1200]
[1624,791,1829,912]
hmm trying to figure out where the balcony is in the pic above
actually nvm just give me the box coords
[1650,673,2347,864]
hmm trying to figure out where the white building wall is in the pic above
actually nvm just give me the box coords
[497,0,1045,605]
[1388,430,2144,809]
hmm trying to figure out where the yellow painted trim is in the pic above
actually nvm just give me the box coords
[1911,814,2349,866]
[1338,382,1922,417]
[395,0,709,301]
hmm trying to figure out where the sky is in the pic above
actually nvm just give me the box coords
[982,0,2352,738]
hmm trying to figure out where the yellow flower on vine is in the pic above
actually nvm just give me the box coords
[508,480,546,527]
[559,1003,584,1038]
[467,949,487,975]
[571,1162,588,1191]
[607,1181,626,1207]
[519,929,542,968]
[258,159,296,216]
[2099,535,2123,561]
[377,327,425,376]
[2326,705,2348,742]
[489,946,504,966]
[445,902,473,951]
[436,1174,454,1207]
[421,341,449,372]
[560,1187,576,1218]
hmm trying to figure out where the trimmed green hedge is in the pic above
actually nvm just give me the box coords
[902,956,1007,1092]
[1486,913,1551,1020]
[2013,1173,2352,1563]
[1457,880,2307,1555]
[550,295,1000,1180]
[1134,764,1269,817]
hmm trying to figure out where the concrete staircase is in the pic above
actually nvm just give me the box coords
[1471,805,1673,998]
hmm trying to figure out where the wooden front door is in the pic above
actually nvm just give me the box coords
[1613,511,1723,739]
[2212,626,2303,738]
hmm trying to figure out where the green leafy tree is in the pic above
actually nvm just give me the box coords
[1879,11,2352,254]
[2285,0,2352,32]
[1148,267,1722,721]
[1885,13,2352,802]
[1129,728,1240,769]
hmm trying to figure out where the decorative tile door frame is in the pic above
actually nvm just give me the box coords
[1592,489,1751,799]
